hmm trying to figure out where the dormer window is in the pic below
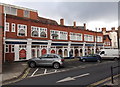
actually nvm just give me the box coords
[4,6,17,15]
[24,10,30,18]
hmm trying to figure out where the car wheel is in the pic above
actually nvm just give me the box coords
[82,59,86,62]
[53,63,60,69]
[114,57,118,61]
[29,62,36,68]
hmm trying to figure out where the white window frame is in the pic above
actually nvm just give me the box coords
[5,45,9,53]
[24,10,30,18]
[4,6,17,15]
[11,23,16,32]
[5,22,9,31]
[17,24,27,36]
[11,45,14,53]
[50,30,59,39]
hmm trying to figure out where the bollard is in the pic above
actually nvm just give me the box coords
[111,66,114,84]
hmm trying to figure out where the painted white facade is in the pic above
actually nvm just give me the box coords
[109,31,118,48]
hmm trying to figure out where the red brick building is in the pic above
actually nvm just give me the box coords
[0,3,104,62]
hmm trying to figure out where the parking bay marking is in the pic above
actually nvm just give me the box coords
[56,73,90,83]
[30,68,39,77]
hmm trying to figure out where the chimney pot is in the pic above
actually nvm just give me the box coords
[111,27,115,31]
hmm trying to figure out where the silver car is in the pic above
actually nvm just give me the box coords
[28,54,64,69]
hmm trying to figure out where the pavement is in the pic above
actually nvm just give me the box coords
[2,61,29,85]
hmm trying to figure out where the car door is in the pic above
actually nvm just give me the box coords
[44,54,55,66]
[37,54,48,65]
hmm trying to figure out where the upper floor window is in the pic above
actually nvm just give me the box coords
[31,26,47,38]
[70,32,82,41]
[39,27,47,38]
[11,23,15,32]
[97,36,103,42]
[4,6,17,15]
[50,30,59,40]
[5,22,9,31]
[24,10,30,18]
[18,24,27,36]
[60,31,68,40]
[84,34,94,42]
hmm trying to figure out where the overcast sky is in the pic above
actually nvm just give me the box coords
[0,0,119,31]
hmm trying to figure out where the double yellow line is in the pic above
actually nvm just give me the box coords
[3,68,31,85]
[89,74,120,86]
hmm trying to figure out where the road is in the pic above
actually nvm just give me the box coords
[3,60,120,87]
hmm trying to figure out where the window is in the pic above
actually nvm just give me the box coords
[97,36,103,42]
[18,24,27,36]
[60,31,68,40]
[70,32,82,41]
[4,6,17,15]
[32,31,39,37]
[5,45,9,53]
[11,7,17,15]
[11,45,14,53]
[24,10,30,18]
[31,26,47,38]
[11,23,15,32]
[18,29,25,36]
[5,22,9,31]
[50,30,59,39]
[84,34,94,41]
[40,32,46,38]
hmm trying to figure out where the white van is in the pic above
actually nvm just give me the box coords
[98,49,119,60]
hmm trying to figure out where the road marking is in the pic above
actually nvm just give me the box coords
[55,70,57,72]
[89,74,120,86]
[57,73,90,83]
[44,69,47,74]
[30,68,39,77]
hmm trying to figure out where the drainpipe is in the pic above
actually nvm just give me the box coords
[3,13,6,62]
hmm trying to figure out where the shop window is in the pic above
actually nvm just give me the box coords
[11,45,14,53]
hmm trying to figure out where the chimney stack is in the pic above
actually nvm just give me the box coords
[111,27,115,31]
[102,27,106,35]
[73,21,76,28]
[60,19,64,26]
[102,27,106,31]
[84,23,86,30]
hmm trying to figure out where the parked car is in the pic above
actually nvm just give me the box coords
[79,54,102,62]
[28,54,65,69]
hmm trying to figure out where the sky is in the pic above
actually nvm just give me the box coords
[0,0,119,31]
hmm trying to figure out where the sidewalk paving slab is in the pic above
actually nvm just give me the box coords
[2,61,28,84]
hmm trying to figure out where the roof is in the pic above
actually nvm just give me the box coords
[67,26,85,30]
[6,14,58,25]
[38,17,58,25]
[103,35,111,40]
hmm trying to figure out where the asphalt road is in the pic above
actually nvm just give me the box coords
[3,60,120,87]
